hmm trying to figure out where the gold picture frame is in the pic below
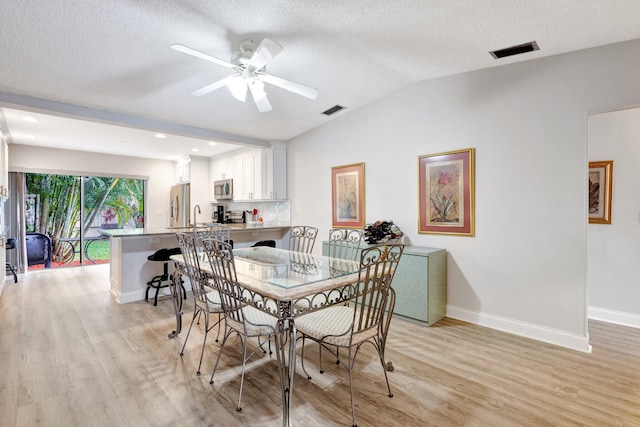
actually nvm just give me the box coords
[331,162,365,229]
[418,148,475,236]
[589,160,613,224]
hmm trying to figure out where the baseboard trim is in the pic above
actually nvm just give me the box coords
[588,306,640,328]
[447,305,592,353]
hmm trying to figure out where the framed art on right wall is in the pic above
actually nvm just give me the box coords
[589,160,613,224]
[418,148,475,236]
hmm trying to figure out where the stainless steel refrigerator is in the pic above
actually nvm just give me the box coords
[169,183,190,227]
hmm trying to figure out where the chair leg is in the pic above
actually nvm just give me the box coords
[236,336,248,412]
[180,308,200,357]
[196,311,210,376]
[210,327,233,385]
[347,348,357,427]
[6,263,17,283]
[300,335,312,379]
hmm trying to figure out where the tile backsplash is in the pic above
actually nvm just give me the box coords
[223,200,291,226]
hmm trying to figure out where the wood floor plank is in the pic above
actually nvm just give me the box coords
[1,264,640,426]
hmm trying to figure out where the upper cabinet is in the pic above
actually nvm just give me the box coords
[240,149,262,200]
[175,156,191,183]
[209,143,287,202]
[263,143,286,200]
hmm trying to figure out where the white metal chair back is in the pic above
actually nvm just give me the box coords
[326,228,363,261]
[289,225,318,253]
[176,232,208,305]
[209,224,232,245]
[176,232,226,375]
[350,243,403,339]
[295,242,405,427]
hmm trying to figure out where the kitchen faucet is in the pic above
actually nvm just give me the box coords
[193,204,201,227]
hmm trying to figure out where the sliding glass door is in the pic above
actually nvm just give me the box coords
[24,173,144,269]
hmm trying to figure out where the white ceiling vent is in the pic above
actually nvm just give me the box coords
[490,41,539,59]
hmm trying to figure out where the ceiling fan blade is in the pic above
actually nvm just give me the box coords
[249,81,272,112]
[259,73,319,100]
[248,38,283,71]
[171,44,236,70]
[190,74,240,97]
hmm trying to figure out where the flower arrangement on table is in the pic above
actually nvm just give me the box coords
[363,220,403,244]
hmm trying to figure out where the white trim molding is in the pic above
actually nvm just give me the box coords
[588,306,640,329]
[447,305,592,353]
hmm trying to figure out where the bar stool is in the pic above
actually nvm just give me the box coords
[252,240,276,248]
[5,238,18,283]
[146,247,186,306]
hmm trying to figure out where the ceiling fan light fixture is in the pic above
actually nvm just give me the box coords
[227,76,247,102]
[249,79,267,101]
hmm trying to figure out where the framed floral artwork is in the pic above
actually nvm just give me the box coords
[332,162,365,229]
[588,160,613,224]
[418,148,475,236]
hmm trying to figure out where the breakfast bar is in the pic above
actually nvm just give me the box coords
[102,224,290,304]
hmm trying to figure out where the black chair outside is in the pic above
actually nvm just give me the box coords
[26,232,52,268]
[6,238,18,283]
[146,247,186,306]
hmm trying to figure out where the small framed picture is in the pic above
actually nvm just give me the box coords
[331,162,365,229]
[588,160,613,224]
[418,148,475,236]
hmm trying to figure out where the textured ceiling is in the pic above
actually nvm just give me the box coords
[2,0,640,160]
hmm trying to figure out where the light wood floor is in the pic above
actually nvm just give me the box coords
[1,265,639,426]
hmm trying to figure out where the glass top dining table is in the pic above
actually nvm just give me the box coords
[167,245,362,427]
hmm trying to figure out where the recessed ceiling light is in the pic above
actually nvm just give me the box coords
[23,116,38,123]
[192,148,200,152]
[208,141,217,146]
[155,133,166,139]
[24,134,36,139]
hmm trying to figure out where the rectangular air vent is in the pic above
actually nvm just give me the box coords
[490,41,539,59]
[322,105,346,116]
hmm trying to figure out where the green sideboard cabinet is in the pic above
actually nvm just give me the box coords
[321,242,447,326]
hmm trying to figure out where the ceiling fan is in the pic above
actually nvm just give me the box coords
[171,39,319,112]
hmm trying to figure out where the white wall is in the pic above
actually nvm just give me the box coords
[588,107,640,327]
[287,38,640,351]
[9,145,176,228]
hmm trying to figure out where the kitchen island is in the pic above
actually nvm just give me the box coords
[102,224,290,304]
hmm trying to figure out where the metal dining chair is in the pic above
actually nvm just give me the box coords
[289,225,318,253]
[176,232,225,376]
[296,243,404,427]
[326,228,363,261]
[202,238,280,412]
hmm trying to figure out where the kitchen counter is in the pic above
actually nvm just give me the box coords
[101,223,290,238]
[106,223,291,304]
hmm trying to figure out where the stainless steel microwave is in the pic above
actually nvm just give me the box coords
[213,179,233,200]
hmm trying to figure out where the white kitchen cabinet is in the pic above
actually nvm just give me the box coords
[262,143,286,200]
[175,156,190,183]
[209,143,287,202]
[240,149,262,200]
[210,157,235,181]
[210,157,236,201]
